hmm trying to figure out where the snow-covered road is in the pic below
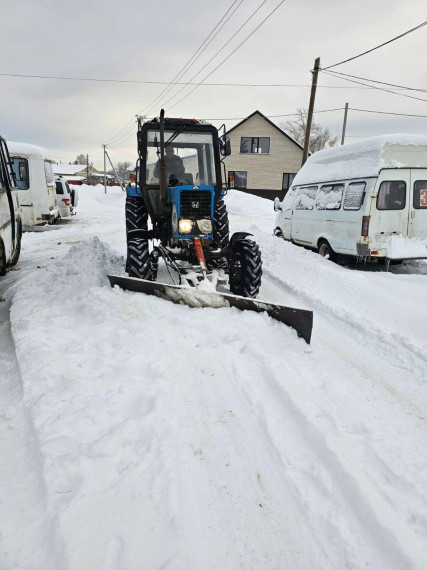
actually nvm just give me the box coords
[1,186,426,569]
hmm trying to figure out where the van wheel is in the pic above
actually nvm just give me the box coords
[0,239,6,276]
[9,221,22,266]
[274,228,284,238]
[318,240,337,262]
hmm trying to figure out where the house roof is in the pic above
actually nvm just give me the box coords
[226,110,304,151]
[52,163,90,175]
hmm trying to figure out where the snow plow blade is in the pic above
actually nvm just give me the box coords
[108,275,313,344]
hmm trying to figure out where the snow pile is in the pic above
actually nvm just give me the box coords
[293,134,427,185]
[384,234,427,259]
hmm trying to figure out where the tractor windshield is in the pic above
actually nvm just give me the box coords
[146,130,217,187]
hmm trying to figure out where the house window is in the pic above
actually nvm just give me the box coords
[240,137,270,154]
[228,171,247,189]
[282,173,296,191]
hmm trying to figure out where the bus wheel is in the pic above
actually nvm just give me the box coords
[318,240,337,262]
[274,228,284,238]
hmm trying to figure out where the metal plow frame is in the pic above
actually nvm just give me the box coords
[108,275,313,344]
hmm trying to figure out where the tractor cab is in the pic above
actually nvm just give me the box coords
[137,116,228,244]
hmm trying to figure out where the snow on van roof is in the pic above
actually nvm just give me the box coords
[8,141,47,158]
[292,134,427,186]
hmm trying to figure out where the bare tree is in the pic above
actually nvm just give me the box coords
[281,108,338,154]
[74,154,87,165]
[115,161,132,184]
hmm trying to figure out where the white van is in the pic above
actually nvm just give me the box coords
[0,136,22,275]
[55,176,78,218]
[9,142,59,230]
[274,134,427,262]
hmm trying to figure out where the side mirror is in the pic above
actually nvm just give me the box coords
[274,197,282,211]
[220,136,231,157]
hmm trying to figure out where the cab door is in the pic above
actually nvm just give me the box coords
[409,170,427,239]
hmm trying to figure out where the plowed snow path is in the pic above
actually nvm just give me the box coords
[1,186,426,570]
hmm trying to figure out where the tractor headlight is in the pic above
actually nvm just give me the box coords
[179,219,193,234]
[197,219,212,234]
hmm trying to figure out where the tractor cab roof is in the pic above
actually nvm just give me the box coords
[144,117,212,128]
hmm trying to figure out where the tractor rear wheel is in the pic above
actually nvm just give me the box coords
[127,238,154,280]
[126,197,148,236]
[229,238,262,298]
[9,221,22,267]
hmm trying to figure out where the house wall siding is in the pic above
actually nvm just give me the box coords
[224,113,303,193]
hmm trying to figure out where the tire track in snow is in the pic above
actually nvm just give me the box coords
[0,301,67,570]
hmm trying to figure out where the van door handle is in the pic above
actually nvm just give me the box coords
[411,211,415,219]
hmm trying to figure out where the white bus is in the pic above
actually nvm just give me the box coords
[274,134,427,262]
[0,136,21,275]
[9,142,59,230]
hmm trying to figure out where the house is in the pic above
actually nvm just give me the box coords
[52,163,100,184]
[224,110,304,200]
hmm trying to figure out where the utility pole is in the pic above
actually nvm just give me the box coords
[341,103,349,145]
[105,149,125,192]
[103,145,107,194]
[86,154,89,182]
[302,57,320,166]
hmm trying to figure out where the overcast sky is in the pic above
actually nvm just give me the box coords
[1,0,426,168]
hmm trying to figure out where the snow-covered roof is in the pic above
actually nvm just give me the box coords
[52,164,89,175]
[8,141,47,158]
[293,134,427,186]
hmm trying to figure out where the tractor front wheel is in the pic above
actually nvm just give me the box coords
[127,238,155,280]
[229,238,262,298]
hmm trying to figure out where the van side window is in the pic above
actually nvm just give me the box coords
[316,184,343,210]
[55,181,64,194]
[283,187,297,211]
[11,157,29,190]
[344,182,366,210]
[413,181,427,209]
[295,186,317,210]
[44,161,54,185]
[377,181,406,210]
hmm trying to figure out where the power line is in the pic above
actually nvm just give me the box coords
[168,0,287,111]
[322,70,427,94]
[140,0,244,117]
[349,107,427,118]
[2,72,419,90]
[105,108,344,149]
[321,69,427,104]
[105,0,244,145]
[153,0,270,113]
[322,19,427,70]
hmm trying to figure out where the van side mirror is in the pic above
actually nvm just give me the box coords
[220,136,231,157]
[274,197,282,211]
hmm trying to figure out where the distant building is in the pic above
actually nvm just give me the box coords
[224,110,304,200]
[52,163,101,185]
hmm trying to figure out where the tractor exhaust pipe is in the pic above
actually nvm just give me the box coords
[159,109,167,207]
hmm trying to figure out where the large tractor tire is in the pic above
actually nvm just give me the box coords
[127,238,155,280]
[229,238,262,298]
[212,198,229,249]
[211,198,229,269]
[126,197,148,236]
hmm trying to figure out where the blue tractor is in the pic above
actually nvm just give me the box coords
[108,110,313,343]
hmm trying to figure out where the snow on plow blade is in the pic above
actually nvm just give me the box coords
[108,275,313,344]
